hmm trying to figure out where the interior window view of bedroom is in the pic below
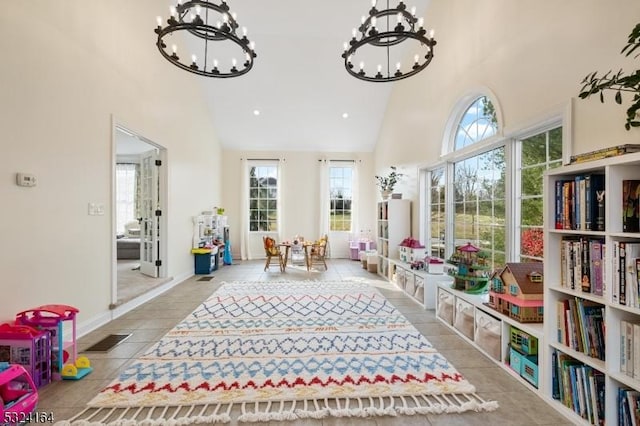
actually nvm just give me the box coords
[4,1,640,426]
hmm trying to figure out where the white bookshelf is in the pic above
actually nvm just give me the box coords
[376,199,411,279]
[389,259,454,309]
[543,151,640,425]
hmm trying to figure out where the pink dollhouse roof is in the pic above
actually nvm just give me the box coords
[457,242,479,253]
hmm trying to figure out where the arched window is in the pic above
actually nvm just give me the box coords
[454,96,498,150]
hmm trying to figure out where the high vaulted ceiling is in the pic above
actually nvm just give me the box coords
[158,0,431,153]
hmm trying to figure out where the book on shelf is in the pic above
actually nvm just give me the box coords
[619,387,640,426]
[558,297,604,360]
[553,350,605,423]
[554,174,605,231]
[559,236,605,295]
[623,180,640,233]
[569,144,640,164]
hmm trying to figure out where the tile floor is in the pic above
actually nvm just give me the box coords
[38,259,571,425]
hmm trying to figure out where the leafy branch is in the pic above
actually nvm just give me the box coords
[578,23,640,130]
[375,166,404,192]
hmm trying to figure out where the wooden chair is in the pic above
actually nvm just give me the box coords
[307,235,328,270]
[263,236,284,272]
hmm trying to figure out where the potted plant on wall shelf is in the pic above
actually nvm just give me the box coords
[578,22,640,130]
[375,166,404,200]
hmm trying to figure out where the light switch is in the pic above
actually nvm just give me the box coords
[16,173,37,187]
[88,203,105,215]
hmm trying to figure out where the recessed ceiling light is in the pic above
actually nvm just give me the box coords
[253,110,260,116]
[342,113,349,119]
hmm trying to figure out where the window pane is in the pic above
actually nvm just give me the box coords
[521,197,543,226]
[454,96,498,150]
[549,127,563,161]
[522,165,544,196]
[522,133,546,167]
[521,228,543,259]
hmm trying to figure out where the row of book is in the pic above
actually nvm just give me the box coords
[612,241,640,308]
[619,387,640,426]
[552,350,605,425]
[621,319,640,381]
[555,174,605,231]
[560,237,605,296]
[556,297,605,360]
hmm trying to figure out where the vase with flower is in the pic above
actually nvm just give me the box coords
[375,166,404,200]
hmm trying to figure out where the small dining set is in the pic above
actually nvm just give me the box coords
[262,235,328,272]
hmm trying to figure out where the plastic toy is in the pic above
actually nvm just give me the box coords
[0,363,38,422]
[447,242,490,294]
[15,305,92,380]
[486,263,544,323]
[0,323,51,388]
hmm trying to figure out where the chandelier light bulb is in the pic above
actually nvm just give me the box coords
[232,12,237,20]
[242,27,248,36]
[343,42,348,50]
[348,54,353,63]
[396,62,401,70]
[223,13,229,23]
[190,12,196,22]
[245,52,250,61]
[195,5,201,16]
[429,29,435,38]
[411,6,416,16]
[397,13,402,24]
[216,21,221,28]
[377,64,382,72]
[359,61,365,70]
[232,58,237,66]
[172,44,178,54]
[371,0,376,6]
[361,16,366,25]
[250,41,256,50]
[213,59,218,67]
[177,0,183,4]
[169,5,177,17]
[414,54,419,63]
[352,28,357,38]
[156,16,162,27]
[371,17,377,28]
[192,54,197,63]
[418,17,424,28]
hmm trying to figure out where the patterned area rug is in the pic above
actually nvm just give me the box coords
[59,280,498,424]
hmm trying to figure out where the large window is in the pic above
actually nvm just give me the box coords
[518,127,563,261]
[329,165,353,231]
[425,94,562,271]
[453,147,506,268]
[249,165,278,232]
[428,167,445,258]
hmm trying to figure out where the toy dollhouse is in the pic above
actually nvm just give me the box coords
[486,262,544,323]
[448,242,491,294]
[0,323,51,388]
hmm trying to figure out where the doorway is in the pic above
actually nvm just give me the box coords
[112,124,168,307]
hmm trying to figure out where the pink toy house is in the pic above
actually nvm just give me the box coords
[487,262,544,323]
[0,323,51,388]
[0,363,39,422]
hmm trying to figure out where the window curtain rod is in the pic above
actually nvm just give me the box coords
[241,158,284,161]
[318,159,358,163]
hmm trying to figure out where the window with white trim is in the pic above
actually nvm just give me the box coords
[424,94,562,271]
[329,165,353,232]
[248,164,278,232]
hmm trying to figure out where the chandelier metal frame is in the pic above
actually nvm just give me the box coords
[342,0,436,83]
[154,0,257,78]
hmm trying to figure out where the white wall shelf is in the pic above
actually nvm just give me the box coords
[543,151,640,425]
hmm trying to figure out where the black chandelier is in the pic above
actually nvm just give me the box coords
[342,0,436,82]
[154,0,257,78]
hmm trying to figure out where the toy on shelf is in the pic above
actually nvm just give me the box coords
[0,323,51,388]
[398,238,426,263]
[486,262,544,323]
[0,362,39,422]
[15,305,92,381]
[447,242,490,294]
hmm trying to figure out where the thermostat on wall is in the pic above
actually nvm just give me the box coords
[16,173,37,187]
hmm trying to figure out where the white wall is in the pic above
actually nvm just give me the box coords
[374,0,640,235]
[0,2,222,326]
[221,150,376,260]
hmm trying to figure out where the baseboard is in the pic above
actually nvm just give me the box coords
[74,271,194,340]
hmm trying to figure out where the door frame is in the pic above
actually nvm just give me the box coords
[111,116,168,308]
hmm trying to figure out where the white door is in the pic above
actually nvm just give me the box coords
[139,149,160,277]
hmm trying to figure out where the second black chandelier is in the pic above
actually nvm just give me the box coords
[342,0,437,83]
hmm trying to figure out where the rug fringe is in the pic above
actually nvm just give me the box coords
[237,394,498,422]
[54,403,233,425]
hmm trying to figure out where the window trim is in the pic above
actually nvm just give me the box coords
[247,161,280,233]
